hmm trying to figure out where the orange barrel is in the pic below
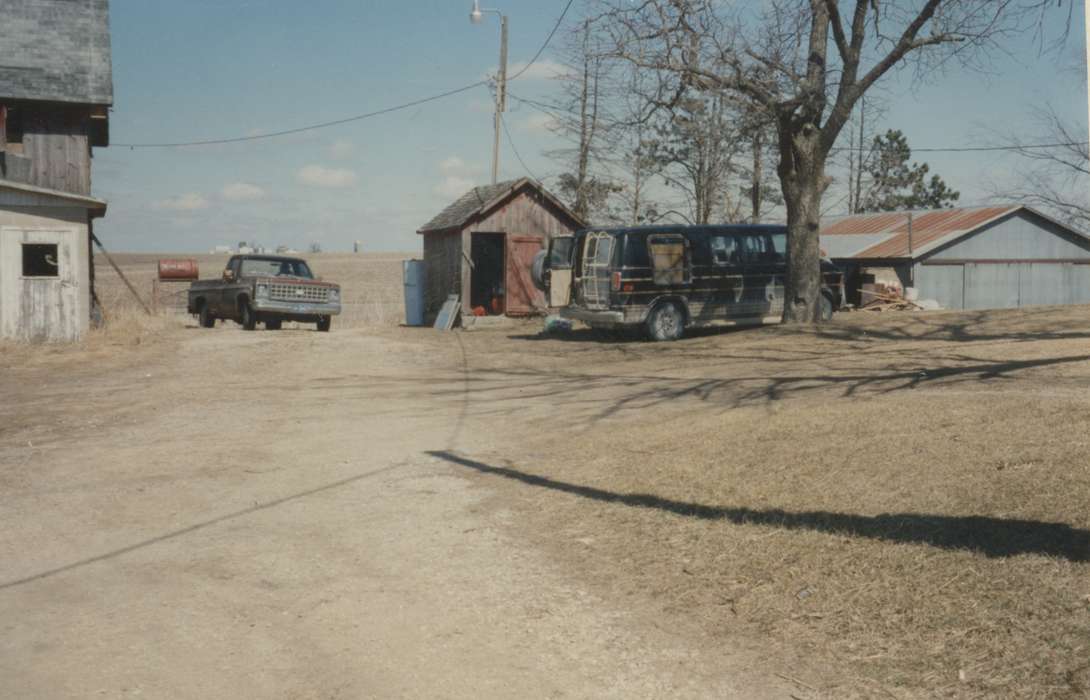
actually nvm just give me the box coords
[158,258,199,280]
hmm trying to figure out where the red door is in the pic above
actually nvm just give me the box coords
[505,234,545,316]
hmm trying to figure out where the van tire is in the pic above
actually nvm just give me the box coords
[265,319,282,330]
[316,316,332,332]
[647,301,685,341]
[820,293,835,322]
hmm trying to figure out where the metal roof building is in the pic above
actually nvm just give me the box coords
[820,205,1090,310]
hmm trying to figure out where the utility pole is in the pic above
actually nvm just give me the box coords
[471,1,508,185]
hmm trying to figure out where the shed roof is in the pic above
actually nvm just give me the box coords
[0,177,108,214]
[818,205,1069,260]
[417,177,584,234]
[0,0,113,106]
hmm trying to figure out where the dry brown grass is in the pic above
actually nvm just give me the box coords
[91,251,411,328]
[448,306,1090,699]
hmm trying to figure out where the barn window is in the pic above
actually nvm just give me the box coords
[22,244,59,278]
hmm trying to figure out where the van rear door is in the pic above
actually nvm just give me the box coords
[547,235,574,307]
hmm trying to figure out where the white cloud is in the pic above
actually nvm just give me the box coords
[439,155,482,177]
[439,156,467,175]
[221,182,266,201]
[153,193,210,211]
[519,112,558,135]
[329,140,355,159]
[296,165,358,188]
[434,175,476,199]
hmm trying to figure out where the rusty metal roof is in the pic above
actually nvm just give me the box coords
[820,205,1023,260]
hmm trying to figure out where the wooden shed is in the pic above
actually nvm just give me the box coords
[417,178,585,321]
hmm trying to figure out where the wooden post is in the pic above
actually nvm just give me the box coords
[90,232,152,316]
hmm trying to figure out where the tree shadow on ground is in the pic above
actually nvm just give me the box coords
[428,451,1090,563]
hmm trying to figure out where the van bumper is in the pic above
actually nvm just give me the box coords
[560,306,626,327]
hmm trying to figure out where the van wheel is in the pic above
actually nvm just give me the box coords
[240,302,257,331]
[819,293,835,322]
[198,303,215,328]
[265,320,282,330]
[316,316,331,332]
[647,302,684,342]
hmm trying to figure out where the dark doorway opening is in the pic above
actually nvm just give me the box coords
[470,233,505,315]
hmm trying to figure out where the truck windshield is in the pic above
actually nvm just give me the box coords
[240,258,313,278]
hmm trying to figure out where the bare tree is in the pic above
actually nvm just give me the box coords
[597,0,1063,323]
[996,105,1089,228]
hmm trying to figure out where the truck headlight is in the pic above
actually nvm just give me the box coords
[256,283,269,298]
[328,288,340,302]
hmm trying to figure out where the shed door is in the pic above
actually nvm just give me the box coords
[0,227,81,341]
[505,234,545,315]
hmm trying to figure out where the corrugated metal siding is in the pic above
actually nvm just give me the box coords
[928,211,1090,260]
[915,263,964,309]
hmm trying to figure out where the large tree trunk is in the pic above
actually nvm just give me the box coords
[778,121,825,324]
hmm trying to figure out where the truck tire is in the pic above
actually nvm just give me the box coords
[316,316,331,332]
[647,301,685,342]
[198,303,215,328]
[240,302,257,331]
[265,319,282,330]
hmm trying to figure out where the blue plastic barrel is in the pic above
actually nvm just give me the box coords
[403,260,426,326]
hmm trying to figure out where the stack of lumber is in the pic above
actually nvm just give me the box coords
[859,287,923,312]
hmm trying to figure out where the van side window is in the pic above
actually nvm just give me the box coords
[710,236,739,266]
[771,233,787,261]
[741,235,776,262]
[647,234,689,285]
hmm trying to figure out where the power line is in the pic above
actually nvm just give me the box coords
[833,141,1088,154]
[508,0,575,81]
[500,114,540,182]
[114,81,488,148]
[114,1,574,149]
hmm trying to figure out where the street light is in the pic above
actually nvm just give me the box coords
[470,0,507,185]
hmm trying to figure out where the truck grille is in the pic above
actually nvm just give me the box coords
[269,284,330,303]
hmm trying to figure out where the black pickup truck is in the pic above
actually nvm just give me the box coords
[187,254,341,331]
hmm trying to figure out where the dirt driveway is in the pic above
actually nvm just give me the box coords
[3,306,1089,698]
[0,322,789,699]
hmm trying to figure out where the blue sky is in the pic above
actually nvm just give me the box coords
[94,1,1088,253]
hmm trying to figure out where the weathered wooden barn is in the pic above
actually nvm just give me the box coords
[0,0,112,342]
[820,205,1090,310]
[417,178,584,321]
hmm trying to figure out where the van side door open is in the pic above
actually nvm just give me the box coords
[547,235,574,308]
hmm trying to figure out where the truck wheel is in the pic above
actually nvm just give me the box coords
[265,320,282,330]
[316,316,331,332]
[820,293,835,322]
[647,301,684,342]
[240,302,257,331]
[198,303,215,328]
